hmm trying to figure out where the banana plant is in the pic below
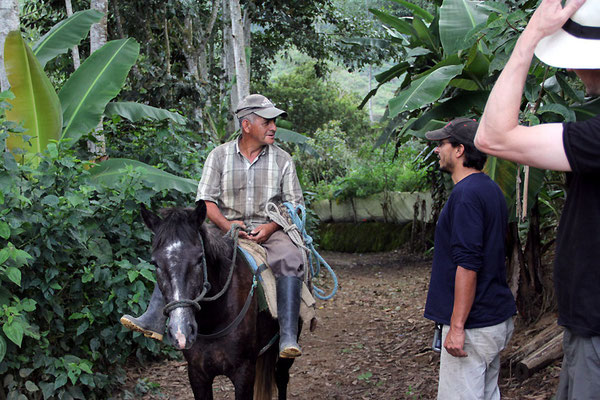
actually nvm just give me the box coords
[4,31,62,164]
[58,38,140,144]
[33,9,103,69]
[3,12,197,194]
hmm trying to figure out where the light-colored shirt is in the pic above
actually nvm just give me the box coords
[196,139,304,228]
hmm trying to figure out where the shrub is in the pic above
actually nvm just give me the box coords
[0,98,188,398]
[296,130,428,201]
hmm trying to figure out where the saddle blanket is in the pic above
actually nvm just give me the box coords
[237,238,316,324]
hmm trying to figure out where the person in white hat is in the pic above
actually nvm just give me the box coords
[475,0,600,398]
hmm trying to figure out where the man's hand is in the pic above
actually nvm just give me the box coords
[444,326,468,358]
[527,0,585,41]
[225,220,252,239]
[247,222,279,244]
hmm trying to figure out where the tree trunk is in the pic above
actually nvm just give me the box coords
[222,0,236,133]
[242,6,251,84]
[516,332,563,380]
[229,0,249,104]
[88,0,108,156]
[90,0,108,53]
[182,16,199,80]
[65,0,81,69]
[164,5,171,76]
[0,0,19,91]
[199,0,220,84]
[368,65,374,122]
[507,323,562,368]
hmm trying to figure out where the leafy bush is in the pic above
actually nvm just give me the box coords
[295,121,355,187]
[103,116,209,181]
[0,97,189,399]
[257,62,375,147]
[295,123,428,201]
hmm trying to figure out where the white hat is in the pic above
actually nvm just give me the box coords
[534,0,600,69]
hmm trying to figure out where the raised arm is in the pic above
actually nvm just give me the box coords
[475,0,585,171]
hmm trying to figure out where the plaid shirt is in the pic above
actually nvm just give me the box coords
[196,139,304,228]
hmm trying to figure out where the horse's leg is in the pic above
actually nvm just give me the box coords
[275,357,294,400]
[188,365,214,400]
[231,360,256,400]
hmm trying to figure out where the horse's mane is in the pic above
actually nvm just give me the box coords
[153,208,234,267]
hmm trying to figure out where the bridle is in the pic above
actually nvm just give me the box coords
[161,225,258,339]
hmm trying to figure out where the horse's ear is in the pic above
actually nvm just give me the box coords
[141,204,161,232]
[193,200,207,228]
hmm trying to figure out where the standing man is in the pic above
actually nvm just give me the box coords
[122,94,305,359]
[424,118,516,400]
[475,0,600,397]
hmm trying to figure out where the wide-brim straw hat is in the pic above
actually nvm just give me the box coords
[534,0,600,69]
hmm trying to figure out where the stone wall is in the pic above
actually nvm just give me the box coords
[312,191,433,224]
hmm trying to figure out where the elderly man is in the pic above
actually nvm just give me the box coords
[424,118,516,400]
[122,94,305,359]
[475,0,600,398]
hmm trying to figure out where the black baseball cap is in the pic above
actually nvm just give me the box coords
[425,118,478,144]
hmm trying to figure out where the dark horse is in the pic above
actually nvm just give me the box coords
[141,201,296,399]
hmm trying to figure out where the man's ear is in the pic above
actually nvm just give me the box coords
[241,118,251,133]
[455,143,465,158]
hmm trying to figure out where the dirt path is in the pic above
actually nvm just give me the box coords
[119,250,562,399]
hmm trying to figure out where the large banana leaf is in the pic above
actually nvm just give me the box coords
[340,37,391,49]
[59,38,139,145]
[359,63,409,109]
[104,102,187,125]
[369,9,417,37]
[88,158,198,194]
[409,90,489,131]
[388,64,463,118]
[33,9,103,69]
[484,156,545,222]
[439,0,489,56]
[276,128,318,157]
[4,31,62,162]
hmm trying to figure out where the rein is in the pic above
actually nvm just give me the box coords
[162,224,258,340]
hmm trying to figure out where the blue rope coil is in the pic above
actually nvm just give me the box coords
[283,202,338,300]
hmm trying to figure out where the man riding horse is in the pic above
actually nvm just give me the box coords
[121,94,305,359]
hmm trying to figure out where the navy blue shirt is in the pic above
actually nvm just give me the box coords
[424,172,516,328]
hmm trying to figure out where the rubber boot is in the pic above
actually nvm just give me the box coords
[120,284,166,341]
[276,276,302,358]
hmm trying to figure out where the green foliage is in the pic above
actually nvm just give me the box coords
[258,62,375,147]
[33,9,103,69]
[295,121,354,186]
[104,102,187,125]
[59,38,140,144]
[0,98,185,398]
[295,122,427,201]
[4,31,63,163]
[102,117,206,184]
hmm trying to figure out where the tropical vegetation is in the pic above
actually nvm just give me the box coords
[0,0,593,397]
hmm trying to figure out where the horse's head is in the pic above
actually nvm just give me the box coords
[141,201,208,350]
